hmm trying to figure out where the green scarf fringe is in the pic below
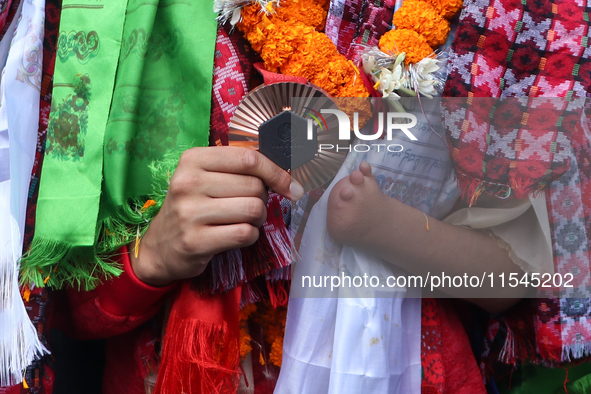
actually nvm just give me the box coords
[20,150,182,290]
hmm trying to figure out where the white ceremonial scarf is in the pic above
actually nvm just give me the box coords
[275,101,461,394]
[0,0,49,386]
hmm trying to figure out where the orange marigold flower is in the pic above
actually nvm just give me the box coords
[337,75,370,98]
[238,303,257,360]
[333,97,372,129]
[239,327,252,360]
[252,302,287,345]
[379,29,433,64]
[238,3,264,36]
[311,57,369,98]
[310,59,344,97]
[247,26,268,54]
[239,303,257,323]
[242,301,289,367]
[275,0,328,31]
[281,31,339,80]
[261,21,313,70]
[334,60,369,99]
[312,58,370,125]
[393,0,450,47]
[425,0,463,19]
[238,4,269,53]
[269,336,284,367]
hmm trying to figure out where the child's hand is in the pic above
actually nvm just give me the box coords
[129,146,300,286]
[326,162,526,313]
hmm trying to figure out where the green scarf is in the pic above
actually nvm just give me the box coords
[22,0,217,289]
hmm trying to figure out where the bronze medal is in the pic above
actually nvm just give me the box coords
[229,82,346,192]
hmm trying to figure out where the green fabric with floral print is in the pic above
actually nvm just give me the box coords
[21,0,217,289]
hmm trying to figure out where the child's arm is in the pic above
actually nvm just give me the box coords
[327,162,528,314]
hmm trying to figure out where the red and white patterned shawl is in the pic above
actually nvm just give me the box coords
[444,0,591,365]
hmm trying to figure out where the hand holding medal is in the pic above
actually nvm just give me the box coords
[223,0,379,193]
[229,81,347,192]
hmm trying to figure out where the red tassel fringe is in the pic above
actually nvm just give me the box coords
[154,283,242,394]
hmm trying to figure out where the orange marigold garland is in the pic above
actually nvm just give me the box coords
[273,0,328,31]
[311,58,360,97]
[238,300,287,368]
[261,20,313,70]
[252,300,287,368]
[239,3,268,52]
[269,335,284,367]
[237,0,369,98]
[363,0,462,99]
[280,30,339,80]
[392,0,450,48]
[378,29,433,65]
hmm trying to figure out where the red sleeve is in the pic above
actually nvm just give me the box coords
[51,246,177,340]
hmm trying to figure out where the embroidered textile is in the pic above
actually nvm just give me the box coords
[18,0,62,391]
[444,0,591,365]
[325,0,395,63]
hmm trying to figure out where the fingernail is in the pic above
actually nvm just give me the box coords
[290,180,304,201]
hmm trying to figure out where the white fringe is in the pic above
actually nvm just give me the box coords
[240,282,263,307]
[498,317,591,366]
[498,322,514,364]
[0,213,49,387]
[265,265,291,281]
[561,340,591,363]
[0,279,48,386]
[213,0,279,24]
[0,244,15,311]
[0,216,48,387]
[263,224,294,268]
[210,248,245,291]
